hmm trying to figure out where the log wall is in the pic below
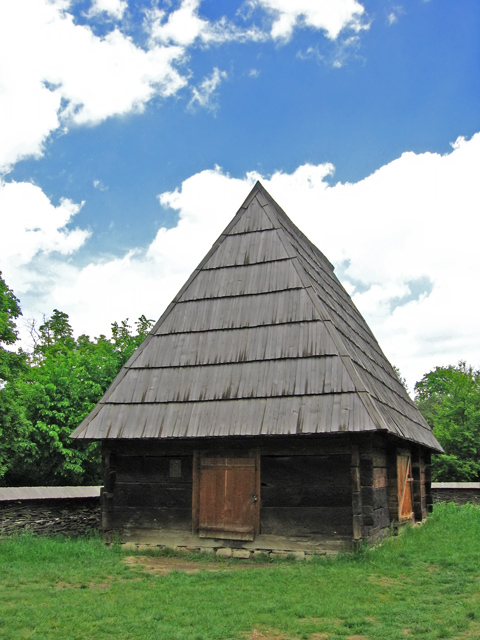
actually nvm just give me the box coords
[357,436,390,543]
[102,435,433,546]
[102,446,193,537]
[102,436,354,542]
[260,454,352,536]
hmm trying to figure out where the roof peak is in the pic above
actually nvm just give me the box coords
[71,184,442,452]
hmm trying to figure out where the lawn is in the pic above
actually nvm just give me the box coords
[1,503,479,640]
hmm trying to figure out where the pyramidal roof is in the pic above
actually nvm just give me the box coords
[71,182,442,451]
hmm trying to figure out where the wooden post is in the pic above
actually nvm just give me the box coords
[101,443,116,535]
[351,444,363,544]
[191,451,200,534]
[425,450,433,513]
[412,446,427,521]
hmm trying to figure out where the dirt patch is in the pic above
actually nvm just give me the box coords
[247,630,297,640]
[368,575,399,587]
[452,622,480,638]
[124,555,271,576]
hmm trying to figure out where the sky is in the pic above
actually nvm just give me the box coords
[0,0,479,392]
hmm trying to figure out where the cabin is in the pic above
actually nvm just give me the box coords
[71,182,442,556]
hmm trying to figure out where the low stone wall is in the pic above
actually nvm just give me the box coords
[0,498,100,537]
[431,483,480,505]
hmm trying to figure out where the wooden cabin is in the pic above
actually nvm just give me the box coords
[71,182,442,556]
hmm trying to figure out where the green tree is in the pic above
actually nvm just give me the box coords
[415,362,480,481]
[0,273,32,481]
[4,308,154,486]
[0,271,25,382]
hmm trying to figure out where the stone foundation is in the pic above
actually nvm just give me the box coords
[118,530,349,559]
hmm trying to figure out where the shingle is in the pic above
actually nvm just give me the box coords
[71,182,442,452]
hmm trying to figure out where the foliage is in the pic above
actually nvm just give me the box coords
[0,271,26,383]
[0,273,154,486]
[415,362,480,481]
[0,504,480,639]
[0,273,31,479]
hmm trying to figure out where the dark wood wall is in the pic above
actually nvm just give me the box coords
[354,438,390,543]
[261,454,352,536]
[101,435,433,544]
[102,446,193,536]
[352,435,432,544]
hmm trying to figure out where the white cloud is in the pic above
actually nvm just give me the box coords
[255,0,367,41]
[149,134,480,390]
[7,133,480,390]
[88,0,127,20]
[188,68,228,111]
[145,0,265,47]
[0,179,90,300]
[145,0,368,48]
[0,0,370,174]
[146,0,210,47]
[93,179,108,191]
[0,0,187,172]
[386,6,404,25]
[5,135,480,389]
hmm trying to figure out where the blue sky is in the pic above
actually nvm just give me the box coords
[0,0,479,390]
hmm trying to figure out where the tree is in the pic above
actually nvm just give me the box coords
[3,308,154,486]
[415,362,480,481]
[0,272,32,481]
[0,271,25,382]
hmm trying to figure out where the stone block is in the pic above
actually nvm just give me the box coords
[200,547,215,555]
[216,547,232,558]
[232,549,251,559]
[288,551,305,561]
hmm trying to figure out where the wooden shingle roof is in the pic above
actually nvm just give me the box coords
[71,182,442,451]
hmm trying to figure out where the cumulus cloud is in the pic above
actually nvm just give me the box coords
[255,0,367,41]
[87,0,127,20]
[6,133,479,390]
[0,179,90,299]
[145,0,265,47]
[144,0,369,49]
[0,0,186,172]
[188,68,228,111]
[0,0,370,174]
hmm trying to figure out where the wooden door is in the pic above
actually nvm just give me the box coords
[397,454,414,520]
[197,456,258,540]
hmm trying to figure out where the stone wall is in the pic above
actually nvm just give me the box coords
[431,483,480,505]
[0,498,100,537]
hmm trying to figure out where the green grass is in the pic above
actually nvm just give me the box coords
[1,503,480,640]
